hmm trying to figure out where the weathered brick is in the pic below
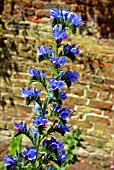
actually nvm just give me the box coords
[89,100,113,110]
[86,115,110,125]
[70,119,92,129]
[104,79,114,86]
[93,123,108,131]
[103,111,114,117]
[88,129,112,139]
[82,135,108,148]
[89,84,109,92]
[98,92,109,100]
[71,88,84,96]
[32,1,44,9]
[77,106,102,115]
[35,9,50,17]
[66,96,87,105]
[86,90,97,99]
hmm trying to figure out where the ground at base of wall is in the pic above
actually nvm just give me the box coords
[0,141,114,170]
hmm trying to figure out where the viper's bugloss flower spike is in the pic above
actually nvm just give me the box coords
[56,123,72,132]
[52,24,68,43]
[21,87,42,97]
[49,77,65,90]
[33,116,49,126]
[4,155,17,167]
[64,70,78,83]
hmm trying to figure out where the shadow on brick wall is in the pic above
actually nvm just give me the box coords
[75,0,114,39]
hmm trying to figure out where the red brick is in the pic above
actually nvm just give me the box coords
[35,9,50,17]
[86,90,97,99]
[93,123,108,131]
[104,79,114,86]
[107,126,114,132]
[66,96,87,105]
[98,92,109,100]
[90,84,109,92]
[86,115,110,125]
[70,119,92,129]
[77,106,102,115]
[89,100,113,110]
[32,1,44,9]
[104,111,114,117]
[71,88,84,96]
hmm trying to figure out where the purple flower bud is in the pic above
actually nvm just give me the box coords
[32,128,38,138]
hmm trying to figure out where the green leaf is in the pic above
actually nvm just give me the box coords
[50,65,58,74]
[0,161,4,168]
[9,134,23,156]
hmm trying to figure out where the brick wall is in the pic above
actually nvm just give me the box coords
[0,0,114,159]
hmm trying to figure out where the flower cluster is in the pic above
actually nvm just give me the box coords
[3,7,82,170]
[50,8,82,26]
[21,146,37,160]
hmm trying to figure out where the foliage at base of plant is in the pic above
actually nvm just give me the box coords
[3,7,83,170]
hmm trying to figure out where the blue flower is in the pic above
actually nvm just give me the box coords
[67,12,82,26]
[32,128,38,138]
[58,151,67,162]
[37,45,49,56]
[49,8,61,19]
[45,166,57,170]
[58,107,70,120]
[49,78,65,90]
[52,24,68,43]
[33,102,42,112]
[21,146,37,160]
[33,116,48,126]
[56,123,72,132]
[61,8,69,19]
[28,66,40,77]
[21,87,42,97]
[52,104,61,111]
[14,122,28,132]
[64,70,78,83]
[40,70,47,78]
[4,154,16,166]
[64,44,80,55]
[59,90,67,100]
[50,56,66,67]
[42,137,64,151]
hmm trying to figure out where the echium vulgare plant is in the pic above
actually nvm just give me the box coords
[3,7,83,170]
